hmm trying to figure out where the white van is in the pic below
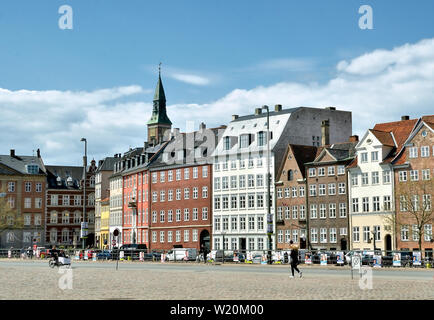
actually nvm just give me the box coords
[166,248,197,261]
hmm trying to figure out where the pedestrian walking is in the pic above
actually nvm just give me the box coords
[289,240,302,279]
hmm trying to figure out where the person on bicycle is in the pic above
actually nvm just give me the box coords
[50,245,59,263]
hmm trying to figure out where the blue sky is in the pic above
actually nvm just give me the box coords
[0,0,433,164]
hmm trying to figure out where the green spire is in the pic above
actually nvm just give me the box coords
[147,65,172,125]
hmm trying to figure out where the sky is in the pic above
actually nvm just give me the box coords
[0,0,433,165]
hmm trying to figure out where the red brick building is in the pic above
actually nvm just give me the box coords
[45,161,96,247]
[392,115,434,256]
[275,144,317,250]
[148,124,225,251]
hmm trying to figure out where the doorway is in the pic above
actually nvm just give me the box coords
[240,238,246,251]
[385,234,392,254]
[340,238,347,251]
[200,230,210,251]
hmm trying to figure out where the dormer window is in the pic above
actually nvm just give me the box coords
[67,177,74,187]
[224,137,231,151]
[56,176,62,186]
[26,164,39,174]
[240,134,251,148]
[258,131,266,147]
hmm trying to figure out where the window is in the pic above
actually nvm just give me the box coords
[318,167,325,176]
[412,195,419,211]
[230,195,237,209]
[160,231,165,243]
[184,188,190,200]
[176,189,181,201]
[423,194,431,211]
[277,188,283,199]
[222,196,229,209]
[24,198,31,208]
[214,217,221,231]
[222,217,229,231]
[160,210,165,223]
[311,228,318,243]
[384,196,392,211]
[319,204,326,219]
[371,151,379,162]
[193,230,198,242]
[184,168,190,180]
[361,152,368,163]
[193,167,198,179]
[278,230,283,243]
[421,146,429,157]
[338,165,345,175]
[339,203,346,218]
[202,187,208,198]
[51,195,58,206]
[168,210,173,222]
[352,198,359,213]
[152,211,157,223]
[257,194,264,208]
[256,174,264,187]
[412,225,419,241]
[363,226,370,242]
[400,195,408,211]
[292,230,299,243]
[25,182,31,192]
[240,134,251,148]
[239,160,245,169]
[372,172,379,184]
[309,185,317,197]
[214,177,221,190]
[231,176,237,189]
[383,170,391,184]
[168,231,173,243]
[223,136,231,150]
[257,238,264,250]
[193,187,198,199]
[160,190,165,202]
[176,231,181,243]
[319,184,326,196]
[8,182,15,192]
[340,228,348,236]
[152,192,158,203]
[328,184,336,195]
[299,186,305,197]
[176,169,181,181]
[285,206,290,219]
[373,196,380,212]
[410,170,419,181]
[257,216,264,231]
[184,230,189,242]
[422,169,430,180]
[258,131,266,146]
[248,216,255,230]
[160,171,165,183]
[399,171,407,182]
[328,166,335,176]
[320,228,327,243]
[202,207,208,220]
[231,216,237,231]
[362,197,369,212]
[248,194,255,208]
[310,204,317,219]
[35,198,42,209]
[409,147,418,158]
[300,205,306,220]
[50,212,58,224]
[329,203,336,218]
[222,177,229,190]
[62,212,70,224]
[401,225,409,241]
[362,173,369,185]
[292,206,298,219]
[152,173,157,184]
[353,227,360,242]
[231,161,237,170]
[202,166,208,178]
[248,175,255,188]
[24,214,31,226]
[168,170,173,182]
[292,187,297,197]
[63,195,70,206]
[288,170,294,181]
[240,217,246,231]
[168,190,173,201]
[184,209,190,221]
[338,183,346,194]
[239,175,246,188]
[193,208,198,221]
[239,194,246,209]
[424,225,432,241]
[351,174,358,186]
[330,228,337,243]
[308,168,316,177]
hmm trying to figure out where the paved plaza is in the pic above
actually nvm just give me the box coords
[0,260,433,300]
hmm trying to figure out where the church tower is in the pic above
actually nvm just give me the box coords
[147,65,172,146]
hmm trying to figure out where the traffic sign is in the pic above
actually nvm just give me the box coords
[112,239,116,246]
[352,255,361,270]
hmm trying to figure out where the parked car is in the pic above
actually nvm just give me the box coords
[166,248,198,261]
[96,250,112,260]
[120,244,147,260]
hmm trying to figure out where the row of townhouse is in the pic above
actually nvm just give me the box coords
[0,149,98,248]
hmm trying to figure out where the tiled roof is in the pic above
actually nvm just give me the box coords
[0,155,46,175]
[289,144,318,178]
[45,165,84,189]
[370,130,395,147]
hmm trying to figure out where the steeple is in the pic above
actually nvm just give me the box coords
[147,64,172,146]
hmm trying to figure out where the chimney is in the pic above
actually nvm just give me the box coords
[325,107,336,111]
[275,104,282,112]
[401,115,410,121]
[10,149,15,157]
[232,115,239,121]
[321,120,330,146]
[255,108,262,115]
[349,135,359,143]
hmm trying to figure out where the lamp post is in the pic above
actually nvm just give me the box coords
[80,138,87,249]
[221,231,226,264]
[262,105,272,265]
[129,189,137,245]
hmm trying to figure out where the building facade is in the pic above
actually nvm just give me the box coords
[45,161,96,247]
[275,144,317,250]
[393,116,434,255]
[109,170,123,249]
[0,149,47,248]
[212,105,352,252]
[305,137,357,251]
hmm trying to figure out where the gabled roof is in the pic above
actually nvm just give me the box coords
[369,129,395,147]
[0,155,46,175]
[276,144,317,180]
[308,141,357,165]
[45,165,84,190]
[96,157,117,172]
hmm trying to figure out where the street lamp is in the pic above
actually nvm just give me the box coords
[262,105,272,265]
[80,138,87,249]
[129,189,137,245]
[221,231,226,264]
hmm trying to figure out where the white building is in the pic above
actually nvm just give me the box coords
[211,105,352,251]
[348,117,417,251]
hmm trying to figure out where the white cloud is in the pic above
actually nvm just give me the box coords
[1,38,433,165]
[167,73,211,86]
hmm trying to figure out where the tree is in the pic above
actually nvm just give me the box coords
[393,176,434,252]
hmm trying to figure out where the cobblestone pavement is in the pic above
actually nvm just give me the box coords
[0,260,433,300]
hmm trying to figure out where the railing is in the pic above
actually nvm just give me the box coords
[0,248,432,268]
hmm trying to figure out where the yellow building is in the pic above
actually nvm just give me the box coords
[99,197,110,249]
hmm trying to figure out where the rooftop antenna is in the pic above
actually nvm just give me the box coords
[159,62,162,76]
